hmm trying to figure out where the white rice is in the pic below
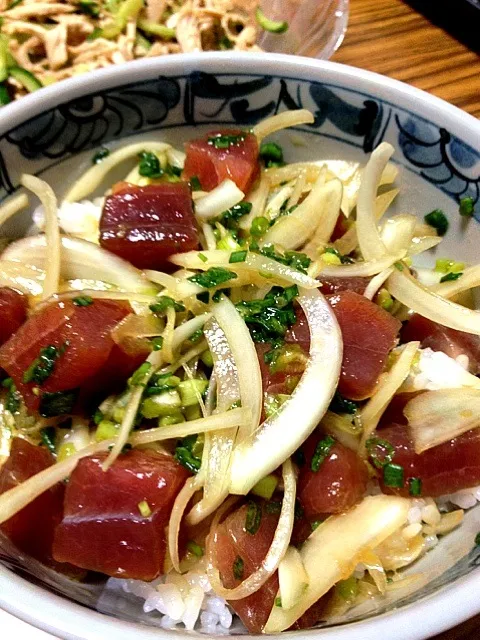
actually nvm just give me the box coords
[106,569,235,635]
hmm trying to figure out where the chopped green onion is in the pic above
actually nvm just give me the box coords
[200,350,214,368]
[40,426,56,454]
[311,519,323,531]
[177,379,208,407]
[137,18,176,39]
[175,445,201,473]
[198,253,208,263]
[408,477,422,497]
[129,362,152,387]
[440,271,463,283]
[216,233,241,252]
[435,259,464,274]
[219,35,234,50]
[250,216,270,237]
[255,7,288,33]
[251,474,278,500]
[424,209,449,236]
[383,463,404,488]
[475,532,480,546]
[95,420,119,442]
[337,576,359,601]
[159,412,183,426]
[266,500,282,514]
[329,392,358,415]
[233,556,244,580]
[92,147,110,164]
[72,295,93,307]
[4,379,20,414]
[138,151,163,178]
[394,261,404,271]
[259,142,284,168]
[93,408,104,425]
[220,202,252,228]
[138,500,152,518]
[311,435,335,472]
[366,437,395,469]
[141,390,182,418]
[186,540,204,557]
[23,343,68,385]
[376,288,394,311]
[275,597,282,607]
[459,196,475,217]
[208,133,246,149]
[57,442,76,462]
[190,176,202,191]
[77,0,100,17]
[39,389,78,418]
[245,500,262,535]
[184,404,202,421]
[150,336,164,351]
[150,296,185,314]
[188,267,237,289]
[229,250,247,264]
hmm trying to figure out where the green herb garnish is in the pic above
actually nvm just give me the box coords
[259,142,284,168]
[138,151,163,178]
[39,389,78,417]
[233,556,244,580]
[255,7,288,33]
[186,541,204,557]
[150,296,185,314]
[366,437,395,469]
[383,463,404,488]
[408,477,422,497]
[311,435,335,472]
[311,519,323,531]
[150,336,164,351]
[208,133,246,149]
[175,434,202,474]
[23,343,68,385]
[459,196,475,217]
[258,243,311,274]
[250,216,270,237]
[92,147,110,164]
[72,295,93,307]
[219,201,252,228]
[329,392,358,415]
[475,532,480,546]
[424,209,449,236]
[77,0,100,17]
[440,271,463,283]
[188,267,237,289]
[188,328,204,344]
[275,597,282,607]
[40,426,56,454]
[189,176,202,191]
[129,362,152,387]
[245,500,262,535]
[229,250,247,263]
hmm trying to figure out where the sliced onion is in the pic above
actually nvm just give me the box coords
[359,341,419,449]
[432,264,480,299]
[387,269,480,335]
[171,313,212,352]
[404,388,480,453]
[201,223,217,250]
[168,477,198,573]
[239,174,271,230]
[314,251,405,279]
[380,214,417,255]
[334,188,399,256]
[264,495,410,633]
[64,141,171,202]
[170,250,320,290]
[0,260,44,296]
[287,170,308,210]
[261,168,330,250]
[206,458,296,600]
[229,288,342,495]
[408,235,442,256]
[21,175,60,299]
[263,182,295,222]
[356,142,394,261]
[321,411,361,451]
[194,179,244,220]
[3,235,156,294]
[253,109,314,142]
[278,546,309,610]
[363,267,394,300]
[359,549,387,595]
[0,192,29,227]
[265,162,323,187]
[111,313,163,353]
[303,179,343,256]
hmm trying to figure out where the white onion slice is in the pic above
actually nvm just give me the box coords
[238,174,270,230]
[404,388,480,453]
[313,251,405,279]
[387,269,480,335]
[359,341,420,449]
[264,495,410,632]
[380,214,417,255]
[168,477,198,573]
[21,175,60,299]
[206,458,296,600]
[253,109,314,142]
[0,260,44,296]
[363,267,394,300]
[261,169,332,251]
[64,141,171,202]
[303,180,343,256]
[3,235,155,294]
[432,264,480,299]
[229,288,342,495]
[278,546,309,610]
[356,142,394,261]
[408,235,442,256]
[170,250,320,289]
[194,179,244,220]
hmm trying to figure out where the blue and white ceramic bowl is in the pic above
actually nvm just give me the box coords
[0,52,480,640]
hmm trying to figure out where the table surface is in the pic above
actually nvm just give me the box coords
[1,0,480,638]
[334,0,480,637]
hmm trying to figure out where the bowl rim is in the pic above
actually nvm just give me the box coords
[1,51,480,639]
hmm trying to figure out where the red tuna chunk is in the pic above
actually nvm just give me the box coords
[401,314,480,374]
[298,431,368,518]
[318,276,369,296]
[100,182,199,270]
[0,287,28,346]
[327,291,401,400]
[53,450,189,580]
[0,300,134,413]
[183,129,259,193]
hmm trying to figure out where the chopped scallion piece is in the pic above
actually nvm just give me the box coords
[95,420,119,442]
[39,389,78,417]
[229,250,247,263]
[40,426,56,454]
[190,176,202,191]
[459,196,475,217]
[138,500,152,518]
[475,532,480,546]
[208,133,246,149]
[150,336,164,351]
[259,142,284,168]
[186,540,204,557]
[92,147,110,164]
[383,463,404,488]
[251,474,278,500]
[177,379,208,407]
[23,343,68,385]
[57,442,76,462]
[311,435,335,472]
[366,437,395,469]
[440,271,463,283]
[233,556,244,580]
[129,362,152,387]
[187,267,237,289]
[198,253,208,263]
[150,296,185,314]
[329,392,358,415]
[424,209,449,236]
[408,477,422,497]
[311,519,323,531]
[245,500,262,535]
[72,295,93,307]
[255,7,288,33]
[275,597,282,607]
[250,216,270,237]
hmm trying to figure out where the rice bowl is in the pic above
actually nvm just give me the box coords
[0,52,479,639]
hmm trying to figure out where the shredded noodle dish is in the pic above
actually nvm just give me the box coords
[0,109,479,633]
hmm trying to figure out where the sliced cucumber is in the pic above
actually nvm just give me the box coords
[8,66,42,93]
